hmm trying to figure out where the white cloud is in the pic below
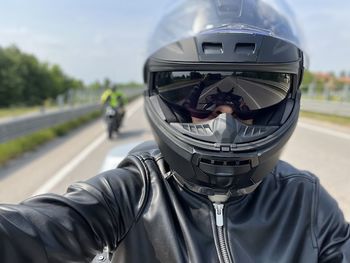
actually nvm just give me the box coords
[0,26,65,52]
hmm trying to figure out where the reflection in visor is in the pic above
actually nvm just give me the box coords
[155,71,291,121]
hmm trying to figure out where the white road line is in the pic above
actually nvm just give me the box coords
[298,121,350,140]
[32,97,144,196]
[126,97,144,119]
[32,133,106,196]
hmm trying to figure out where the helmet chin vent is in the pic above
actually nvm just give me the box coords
[200,158,250,166]
[241,126,266,137]
[171,121,279,144]
[181,123,213,135]
[198,157,251,176]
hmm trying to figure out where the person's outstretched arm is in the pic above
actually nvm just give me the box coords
[0,166,146,263]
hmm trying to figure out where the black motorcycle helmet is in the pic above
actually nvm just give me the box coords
[144,0,308,197]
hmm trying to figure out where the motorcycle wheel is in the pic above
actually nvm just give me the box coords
[108,122,113,139]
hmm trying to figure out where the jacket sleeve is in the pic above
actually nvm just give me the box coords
[0,166,147,263]
[315,181,350,262]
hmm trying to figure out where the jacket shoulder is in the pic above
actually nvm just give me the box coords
[272,160,318,184]
[272,163,350,259]
[115,140,163,203]
[127,140,161,159]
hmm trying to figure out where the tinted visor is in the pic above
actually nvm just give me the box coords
[155,71,291,121]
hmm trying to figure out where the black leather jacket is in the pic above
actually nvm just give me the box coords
[0,141,349,263]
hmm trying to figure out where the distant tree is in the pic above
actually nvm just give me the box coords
[20,53,50,105]
[0,46,24,107]
[103,78,112,90]
[301,70,314,86]
[48,65,66,97]
[87,81,102,90]
[118,81,144,89]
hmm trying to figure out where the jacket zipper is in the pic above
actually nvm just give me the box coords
[213,203,232,263]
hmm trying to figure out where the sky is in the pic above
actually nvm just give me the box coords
[0,0,349,84]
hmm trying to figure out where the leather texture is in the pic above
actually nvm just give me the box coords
[0,141,349,263]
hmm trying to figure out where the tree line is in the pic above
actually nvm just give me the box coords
[88,79,144,91]
[0,45,83,107]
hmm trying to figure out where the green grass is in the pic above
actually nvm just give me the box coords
[300,111,350,127]
[0,110,102,166]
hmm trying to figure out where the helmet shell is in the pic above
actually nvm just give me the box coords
[146,0,308,68]
[144,0,306,196]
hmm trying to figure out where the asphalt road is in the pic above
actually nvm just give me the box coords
[0,97,349,221]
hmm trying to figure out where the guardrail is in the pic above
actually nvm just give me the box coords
[0,104,101,143]
[301,99,350,117]
[0,88,144,143]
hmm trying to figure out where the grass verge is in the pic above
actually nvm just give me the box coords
[0,110,102,166]
[0,106,43,118]
[300,111,350,127]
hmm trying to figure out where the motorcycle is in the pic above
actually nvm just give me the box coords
[104,105,125,139]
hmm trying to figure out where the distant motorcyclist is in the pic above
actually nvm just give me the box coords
[100,88,112,106]
[103,85,127,139]
[101,85,127,108]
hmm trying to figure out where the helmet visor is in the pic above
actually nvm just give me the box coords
[155,71,291,121]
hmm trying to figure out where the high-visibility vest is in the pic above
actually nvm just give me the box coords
[109,91,125,107]
[100,89,112,104]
